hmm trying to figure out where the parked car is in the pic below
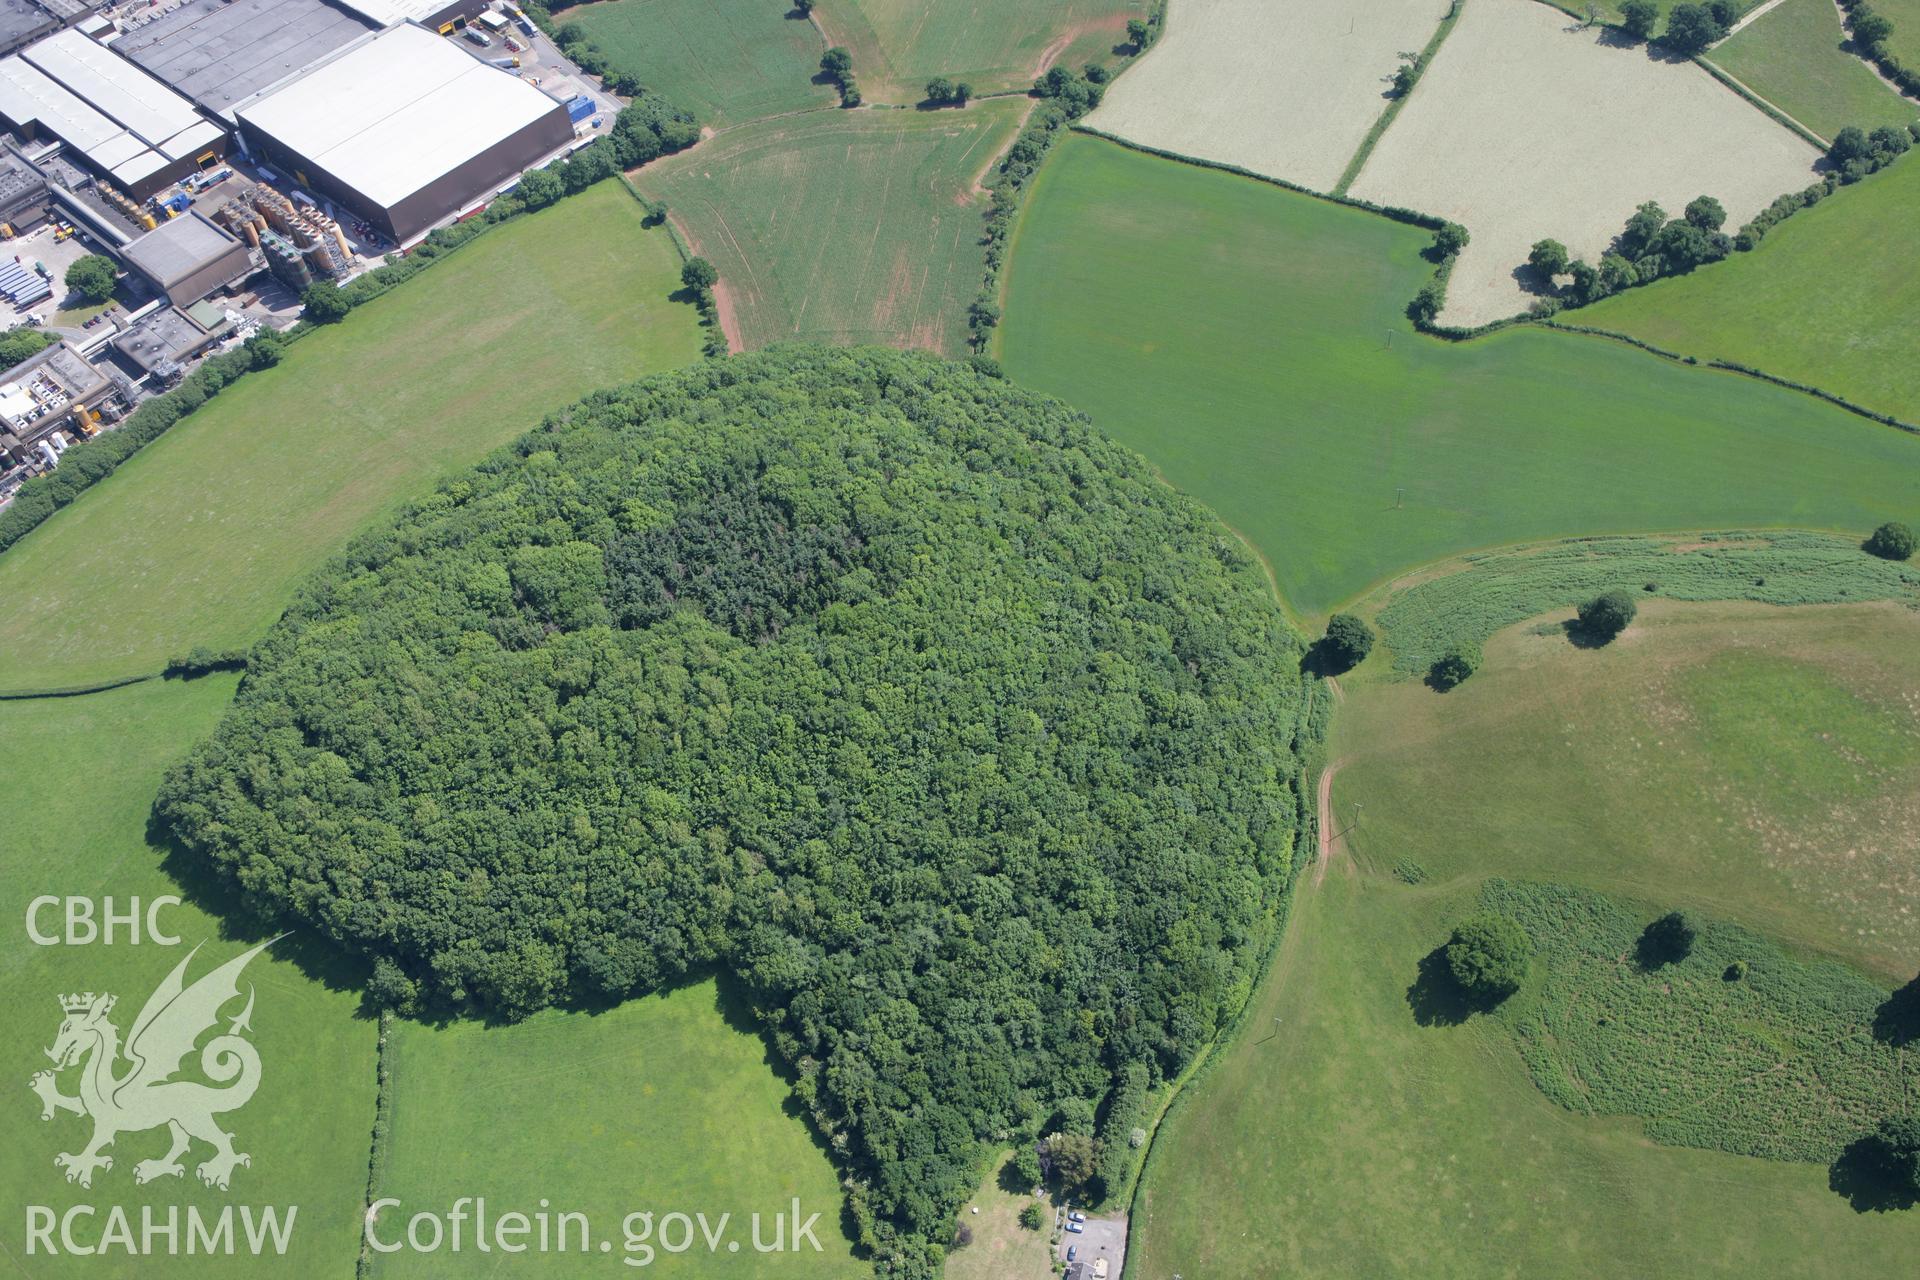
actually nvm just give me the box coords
[1067,1210,1086,1223]
[1066,1244,1078,1261]
[1065,1221,1084,1234]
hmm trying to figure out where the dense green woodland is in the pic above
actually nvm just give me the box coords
[159,347,1316,1272]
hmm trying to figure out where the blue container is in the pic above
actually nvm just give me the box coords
[566,95,595,123]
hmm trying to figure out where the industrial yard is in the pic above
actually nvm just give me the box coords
[0,0,617,507]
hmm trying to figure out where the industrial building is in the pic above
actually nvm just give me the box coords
[0,137,47,230]
[0,337,110,466]
[234,22,571,244]
[0,27,225,198]
[111,0,380,119]
[336,1,488,34]
[111,302,229,383]
[121,209,252,307]
[0,0,102,60]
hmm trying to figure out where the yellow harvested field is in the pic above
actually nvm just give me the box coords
[1350,0,1820,326]
[1084,0,1452,192]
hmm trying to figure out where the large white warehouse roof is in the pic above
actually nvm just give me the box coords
[0,28,221,189]
[236,23,560,210]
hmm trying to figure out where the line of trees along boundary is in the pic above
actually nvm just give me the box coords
[1056,128,1919,437]
[1116,681,1331,1280]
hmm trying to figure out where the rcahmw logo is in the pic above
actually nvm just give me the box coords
[24,939,299,1258]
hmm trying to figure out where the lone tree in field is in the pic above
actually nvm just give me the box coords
[926,76,955,104]
[1317,613,1376,673]
[1639,911,1696,967]
[64,254,117,305]
[1428,644,1481,691]
[1446,913,1531,1001]
[1865,521,1915,561]
[1018,1201,1045,1230]
[1620,0,1660,40]
[1528,238,1570,283]
[1576,589,1637,642]
[1433,222,1470,257]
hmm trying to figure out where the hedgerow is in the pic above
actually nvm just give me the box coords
[1479,879,1918,1163]
[1375,531,1920,677]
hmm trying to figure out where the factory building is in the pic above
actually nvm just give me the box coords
[336,1,489,35]
[233,22,571,244]
[111,0,380,120]
[0,27,225,198]
[0,137,48,231]
[0,0,103,60]
[0,338,110,467]
[121,209,253,307]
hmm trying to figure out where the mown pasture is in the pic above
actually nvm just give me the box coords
[636,101,1025,352]
[0,678,378,1277]
[1579,150,1920,424]
[1127,601,1920,1276]
[368,980,864,1278]
[567,0,834,126]
[997,134,1920,616]
[1712,0,1919,137]
[0,182,700,693]
[810,0,1146,100]
[1337,599,1920,978]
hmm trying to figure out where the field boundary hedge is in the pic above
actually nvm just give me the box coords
[354,1010,395,1280]
[1332,0,1465,196]
[0,672,157,700]
[1542,320,1920,434]
[1117,679,1331,1280]
[1693,54,1832,148]
[1056,126,1920,419]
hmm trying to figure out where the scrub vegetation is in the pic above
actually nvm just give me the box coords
[1370,531,1920,678]
[1480,878,1918,1163]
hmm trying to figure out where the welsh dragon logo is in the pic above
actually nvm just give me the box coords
[29,940,275,1191]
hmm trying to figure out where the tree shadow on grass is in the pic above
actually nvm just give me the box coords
[1408,946,1472,1026]
[713,972,869,1256]
[148,807,375,1010]
[1829,1135,1919,1213]
[1872,975,1920,1047]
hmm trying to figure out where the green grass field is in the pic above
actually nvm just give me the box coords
[812,0,1146,99]
[1873,0,1920,69]
[570,0,834,126]
[0,678,378,1276]
[997,135,1920,616]
[368,980,863,1277]
[0,182,699,693]
[1128,601,1920,1276]
[637,101,1024,353]
[1712,0,1919,137]
[944,1154,1050,1280]
[1579,153,1920,425]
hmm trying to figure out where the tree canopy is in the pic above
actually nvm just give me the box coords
[158,346,1313,1269]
